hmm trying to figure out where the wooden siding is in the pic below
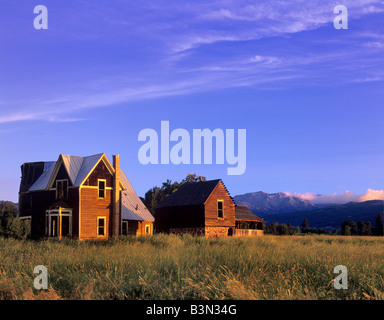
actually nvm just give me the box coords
[83,160,113,187]
[80,187,112,240]
[204,181,235,228]
[137,221,153,236]
[54,164,73,186]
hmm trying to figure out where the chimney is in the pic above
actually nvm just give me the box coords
[112,154,121,237]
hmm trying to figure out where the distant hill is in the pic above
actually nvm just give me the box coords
[262,200,384,231]
[233,191,317,215]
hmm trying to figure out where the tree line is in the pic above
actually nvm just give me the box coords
[0,201,30,239]
[264,215,384,236]
[141,173,206,214]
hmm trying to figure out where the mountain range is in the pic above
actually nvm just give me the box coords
[233,191,384,230]
[233,191,318,215]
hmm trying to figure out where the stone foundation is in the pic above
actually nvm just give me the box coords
[169,227,205,236]
[169,227,231,237]
[205,227,229,238]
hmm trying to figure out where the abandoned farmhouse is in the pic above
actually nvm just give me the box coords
[18,153,154,240]
[18,153,263,240]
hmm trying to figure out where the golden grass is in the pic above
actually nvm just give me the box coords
[0,234,383,300]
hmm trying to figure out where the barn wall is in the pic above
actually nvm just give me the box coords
[204,181,235,229]
[154,205,204,233]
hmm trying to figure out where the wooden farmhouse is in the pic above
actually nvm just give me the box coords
[155,179,264,237]
[18,153,154,240]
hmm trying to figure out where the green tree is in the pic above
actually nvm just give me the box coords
[302,218,309,233]
[142,173,207,214]
[358,221,372,236]
[278,223,289,235]
[0,201,30,239]
[293,226,300,234]
[374,214,383,236]
[343,225,352,236]
[341,220,357,235]
[287,222,294,235]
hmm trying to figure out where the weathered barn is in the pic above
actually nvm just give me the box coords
[18,153,154,240]
[234,205,264,236]
[155,179,236,237]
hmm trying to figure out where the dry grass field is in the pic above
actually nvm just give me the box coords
[0,234,383,300]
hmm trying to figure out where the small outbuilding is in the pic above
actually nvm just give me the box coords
[155,179,235,237]
[234,205,264,236]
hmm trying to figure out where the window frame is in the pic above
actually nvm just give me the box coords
[98,179,107,199]
[56,179,68,200]
[122,221,128,235]
[97,216,107,237]
[217,200,224,219]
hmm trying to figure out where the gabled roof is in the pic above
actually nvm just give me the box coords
[120,170,154,222]
[52,153,108,188]
[235,205,263,221]
[24,153,151,221]
[28,153,116,191]
[155,179,232,209]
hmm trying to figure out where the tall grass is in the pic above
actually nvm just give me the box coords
[0,234,383,300]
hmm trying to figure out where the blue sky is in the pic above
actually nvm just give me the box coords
[0,0,384,203]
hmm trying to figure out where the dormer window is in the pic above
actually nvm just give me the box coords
[98,179,106,198]
[56,180,68,200]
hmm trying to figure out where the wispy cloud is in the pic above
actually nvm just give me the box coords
[286,189,384,204]
[1,0,383,124]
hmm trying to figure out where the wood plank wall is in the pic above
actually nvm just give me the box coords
[204,181,235,228]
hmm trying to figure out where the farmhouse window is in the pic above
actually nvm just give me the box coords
[217,200,224,218]
[56,180,68,200]
[122,221,128,235]
[145,225,150,234]
[98,180,106,198]
[97,217,106,236]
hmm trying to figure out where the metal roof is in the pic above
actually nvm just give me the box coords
[72,154,104,187]
[235,205,263,221]
[120,169,154,221]
[26,153,153,221]
[28,154,104,191]
[28,161,56,191]
[155,179,224,209]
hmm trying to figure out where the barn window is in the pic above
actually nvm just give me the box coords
[56,180,68,200]
[145,225,150,234]
[98,180,106,198]
[217,200,224,218]
[97,217,106,236]
[122,221,128,235]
